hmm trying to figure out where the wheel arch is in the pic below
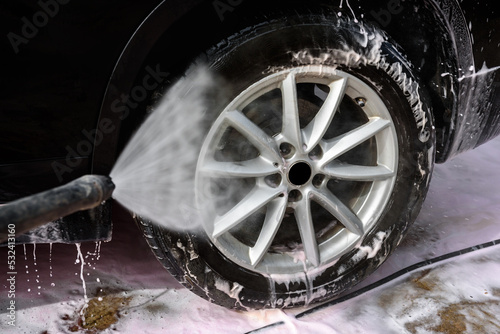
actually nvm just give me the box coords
[91,0,206,175]
[363,0,479,163]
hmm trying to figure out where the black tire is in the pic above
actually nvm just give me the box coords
[137,13,435,310]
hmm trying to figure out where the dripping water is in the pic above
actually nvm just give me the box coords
[23,244,29,291]
[268,277,277,308]
[85,241,102,271]
[75,243,89,323]
[33,244,41,295]
[96,241,101,261]
[339,0,358,22]
[49,243,55,287]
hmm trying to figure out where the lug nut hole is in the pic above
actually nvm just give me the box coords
[280,142,295,158]
[289,189,303,202]
[265,174,282,188]
[312,174,326,188]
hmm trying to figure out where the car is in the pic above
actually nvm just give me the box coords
[1,0,499,310]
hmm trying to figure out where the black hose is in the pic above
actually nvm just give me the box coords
[0,175,115,242]
[246,238,500,333]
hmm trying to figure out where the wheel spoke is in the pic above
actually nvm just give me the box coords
[212,186,283,238]
[319,118,390,166]
[303,78,347,152]
[281,72,303,149]
[224,110,281,162]
[200,157,278,178]
[323,163,395,181]
[249,196,288,266]
[310,188,363,236]
[294,195,320,266]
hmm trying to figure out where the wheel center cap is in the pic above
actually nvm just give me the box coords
[288,161,312,186]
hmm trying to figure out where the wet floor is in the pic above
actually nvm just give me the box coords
[1,136,500,333]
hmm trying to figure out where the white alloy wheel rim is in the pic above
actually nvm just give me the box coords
[195,66,398,275]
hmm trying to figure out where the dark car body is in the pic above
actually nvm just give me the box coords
[1,0,499,243]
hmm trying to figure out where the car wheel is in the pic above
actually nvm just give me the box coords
[136,14,434,310]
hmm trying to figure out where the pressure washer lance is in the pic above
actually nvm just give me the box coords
[0,175,115,243]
